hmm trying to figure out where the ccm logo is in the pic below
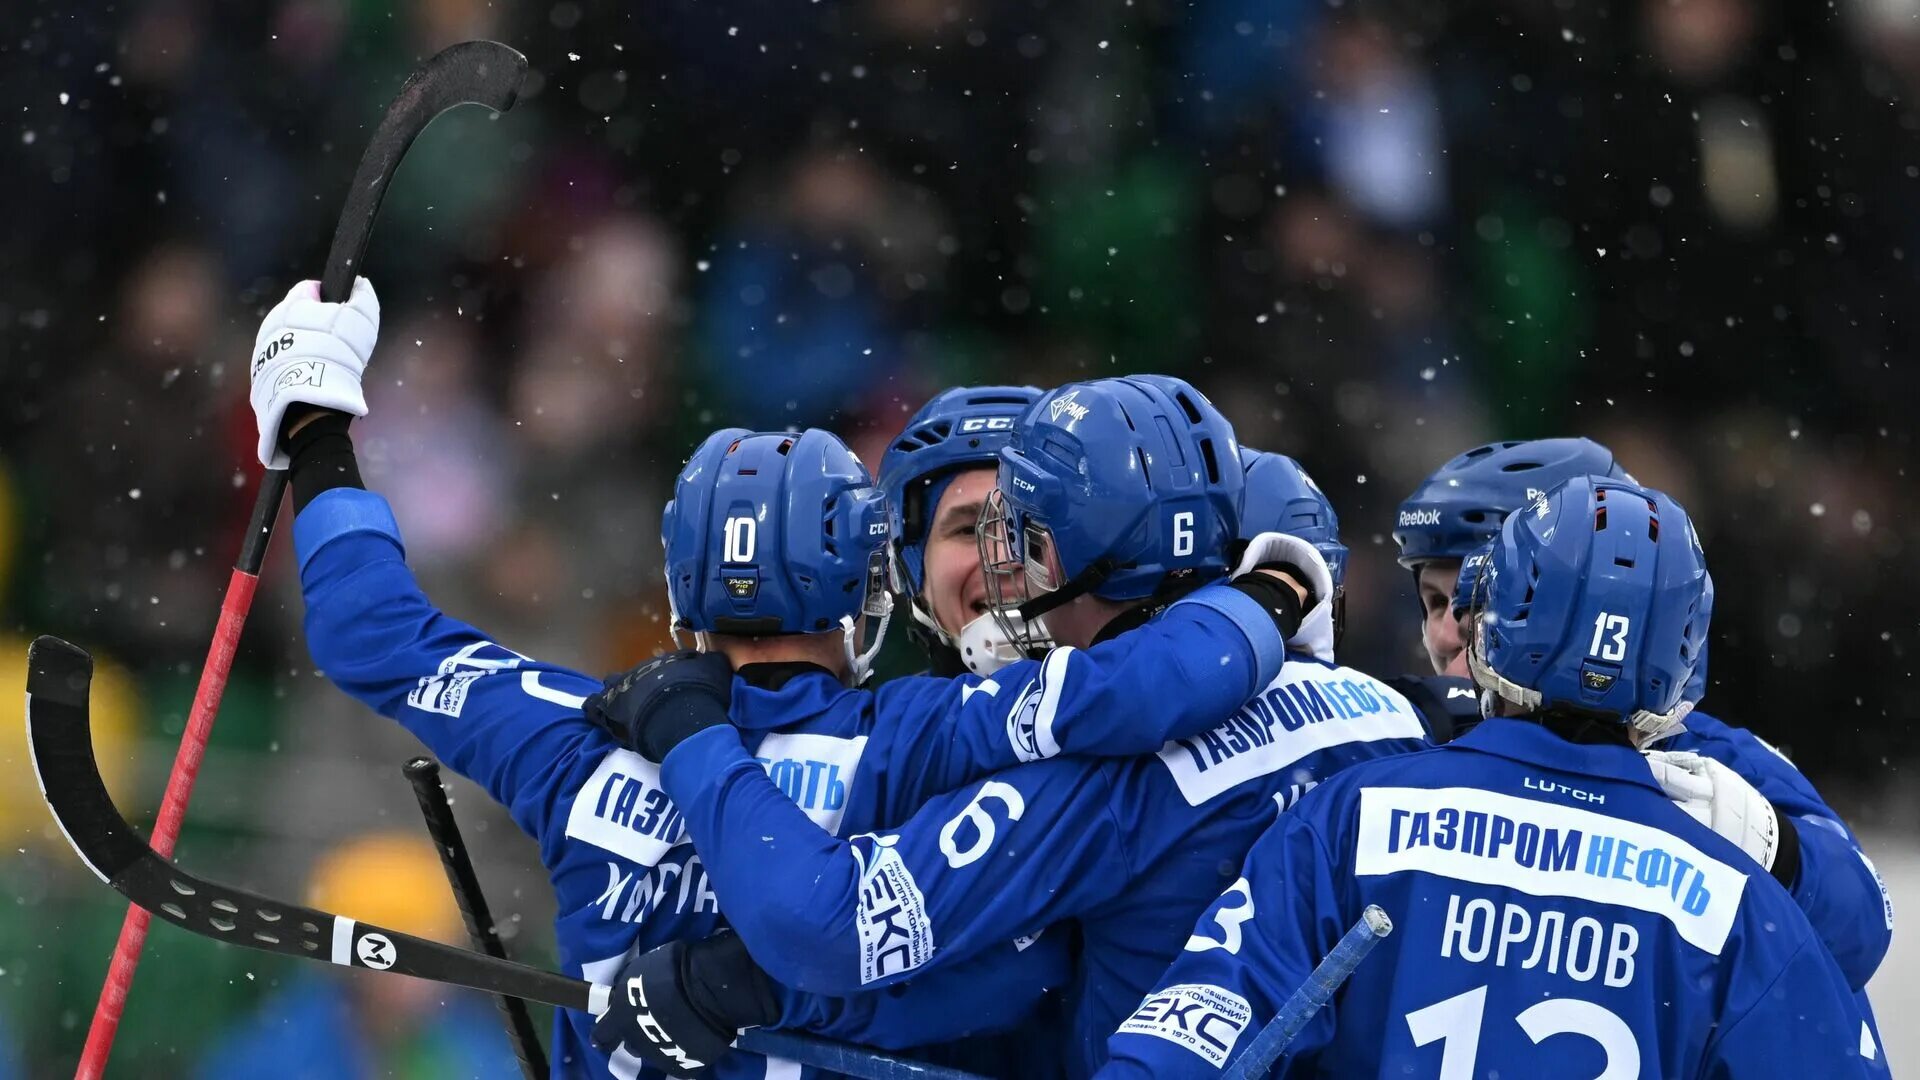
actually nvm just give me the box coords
[1012,477,1037,493]
[869,522,888,535]
[959,416,1015,433]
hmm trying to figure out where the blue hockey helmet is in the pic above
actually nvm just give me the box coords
[1395,438,1635,569]
[878,385,1043,602]
[1450,537,1498,620]
[1240,449,1348,591]
[981,375,1242,651]
[663,428,893,682]
[1467,476,1709,737]
[1686,570,1714,703]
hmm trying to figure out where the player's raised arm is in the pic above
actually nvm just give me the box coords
[247,279,605,838]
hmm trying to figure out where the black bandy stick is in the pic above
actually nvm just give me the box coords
[30,635,602,1014]
[28,636,987,1080]
[405,757,548,1080]
[75,42,528,1078]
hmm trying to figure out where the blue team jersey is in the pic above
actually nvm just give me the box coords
[659,656,1434,1078]
[1101,719,1887,1079]
[292,488,1286,1079]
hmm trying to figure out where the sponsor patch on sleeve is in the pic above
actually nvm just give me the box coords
[405,640,529,718]
[1116,982,1253,1067]
[1005,647,1071,762]
[851,835,936,984]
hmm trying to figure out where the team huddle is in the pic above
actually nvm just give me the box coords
[250,277,1891,1077]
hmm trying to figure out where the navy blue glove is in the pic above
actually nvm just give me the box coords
[590,933,781,1076]
[585,649,736,762]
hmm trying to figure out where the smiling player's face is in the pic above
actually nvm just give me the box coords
[922,467,999,640]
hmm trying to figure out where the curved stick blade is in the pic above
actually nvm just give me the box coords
[321,39,529,301]
[26,636,147,886]
[26,634,593,1012]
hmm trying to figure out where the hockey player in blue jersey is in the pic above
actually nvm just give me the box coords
[878,385,1044,677]
[1394,439,1892,995]
[1104,476,1885,1078]
[243,281,1316,1078]
[588,381,1429,1078]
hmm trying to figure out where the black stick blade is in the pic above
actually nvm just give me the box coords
[322,39,529,301]
[26,634,597,1013]
[26,635,146,887]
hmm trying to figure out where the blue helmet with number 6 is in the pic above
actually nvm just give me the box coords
[981,374,1242,652]
[1467,475,1709,737]
[1239,449,1348,590]
[1395,438,1634,570]
[663,428,893,682]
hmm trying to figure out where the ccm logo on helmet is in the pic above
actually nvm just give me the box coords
[959,416,1015,433]
[1398,508,1442,528]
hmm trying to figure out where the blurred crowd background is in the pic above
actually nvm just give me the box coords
[1,0,1916,1075]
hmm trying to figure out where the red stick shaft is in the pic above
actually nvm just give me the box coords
[73,567,260,1080]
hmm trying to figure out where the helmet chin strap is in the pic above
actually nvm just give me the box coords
[908,598,955,648]
[841,605,893,686]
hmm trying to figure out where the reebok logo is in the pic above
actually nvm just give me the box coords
[1398,508,1442,528]
[1048,390,1089,424]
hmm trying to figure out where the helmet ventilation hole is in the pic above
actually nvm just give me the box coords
[1199,438,1220,485]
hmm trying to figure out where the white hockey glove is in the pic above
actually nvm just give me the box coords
[1645,750,1780,871]
[1233,532,1336,662]
[249,277,379,469]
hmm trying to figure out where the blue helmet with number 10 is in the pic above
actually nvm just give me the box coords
[1467,476,1709,737]
[663,428,893,682]
[981,374,1242,652]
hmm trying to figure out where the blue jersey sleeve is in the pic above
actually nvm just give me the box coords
[661,726,1133,995]
[1670,713,1892,989]
[773,934,1072,1049]
[862,584,1286,806]
[1100,808,1349,1078]
[294,488,608,845]
[1700,932,1884,1079]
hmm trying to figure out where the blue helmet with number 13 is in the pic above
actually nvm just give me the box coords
[663,428,893,683]
[1467,476,1709,737]
[980,374,1242,654]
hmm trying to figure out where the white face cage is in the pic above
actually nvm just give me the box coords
[977,487,1057,657]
